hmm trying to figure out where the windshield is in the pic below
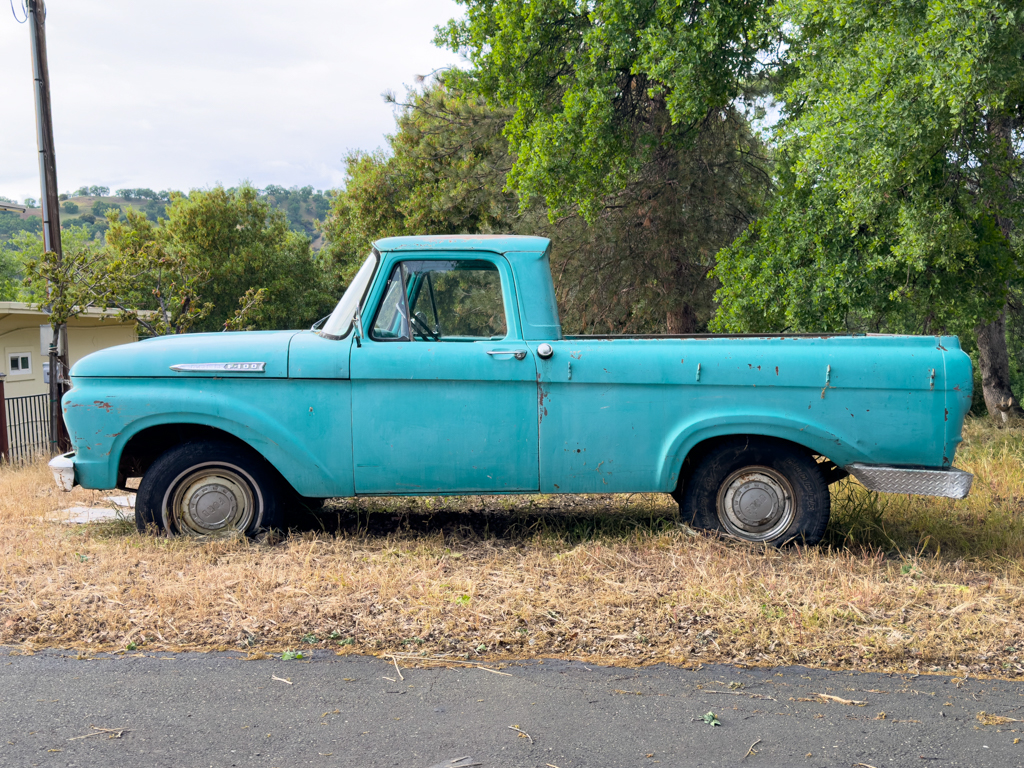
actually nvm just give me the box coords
[320,252,378,338]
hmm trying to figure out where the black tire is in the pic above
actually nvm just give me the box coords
[135,440,285,536]
[680,437,830,546]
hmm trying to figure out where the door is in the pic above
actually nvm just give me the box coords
[350,255,539,494]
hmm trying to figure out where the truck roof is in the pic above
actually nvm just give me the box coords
[373,234,552,257]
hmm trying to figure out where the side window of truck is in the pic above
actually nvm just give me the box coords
[370,259,507,341]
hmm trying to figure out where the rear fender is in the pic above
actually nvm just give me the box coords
[660,412,877,493]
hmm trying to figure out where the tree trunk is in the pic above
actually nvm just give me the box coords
[975,308,1024,423]
[667,304,697,334]
[976,112,1024,423]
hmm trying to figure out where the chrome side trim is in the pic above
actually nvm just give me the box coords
[169,362,266,373]
[49,451,77,491]
[845,463,973,499]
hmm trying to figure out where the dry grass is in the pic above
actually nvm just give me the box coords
[2,417,1024,678]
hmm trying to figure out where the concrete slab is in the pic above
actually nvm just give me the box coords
[54,494,134,524]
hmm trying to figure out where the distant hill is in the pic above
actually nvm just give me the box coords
[0,185,332,248]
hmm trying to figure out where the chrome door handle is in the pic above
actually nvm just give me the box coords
[487,349,528,361]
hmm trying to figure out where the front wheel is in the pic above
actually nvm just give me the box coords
[681,438,830,546]
[135,441,285,536]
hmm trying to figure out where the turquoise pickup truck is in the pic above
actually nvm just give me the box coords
[50,235,974,545]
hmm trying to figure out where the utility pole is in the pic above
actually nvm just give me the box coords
[27,0,70,453]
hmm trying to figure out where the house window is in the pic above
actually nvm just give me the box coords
[9,353,31,375]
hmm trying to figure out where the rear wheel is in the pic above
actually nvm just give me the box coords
[681,438,830,546]
[135,441,285,536]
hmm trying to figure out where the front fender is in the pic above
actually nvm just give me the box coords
[63,377,353,497]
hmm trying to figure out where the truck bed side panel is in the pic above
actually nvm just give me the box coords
[533,336,955,494]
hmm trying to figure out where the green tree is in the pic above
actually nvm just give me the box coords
[712,0,1024,420]
[437,0,775,218]
[19,225,115,325]
[322,71,768,333]
[0,232,29,300]
[320,82,522,291]
[24,187,333,336]
[92,200,120,218]
[116,188,157,201]
[156,185,332,332]
[0,211,42,242]
[101,208,216,335]
[431,0,773,331]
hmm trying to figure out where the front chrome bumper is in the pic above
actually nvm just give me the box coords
[49,451,77,492]
[845,463,973,499]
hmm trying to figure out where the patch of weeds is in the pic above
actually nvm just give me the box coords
[900,562,923,579]
[337,638,354,646]
[702,712,721,726]
[240,634,259,649]
[124,641,137,651]
[455,594,471,606]
[281,650,304,661]
[301,633,318,644]
[824,481,897,551]
[86,517,136,539]
[476,643,487,652]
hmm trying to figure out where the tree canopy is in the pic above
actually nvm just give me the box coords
[437,0,775,219]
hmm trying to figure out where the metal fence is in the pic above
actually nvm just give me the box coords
[5,393,51,463]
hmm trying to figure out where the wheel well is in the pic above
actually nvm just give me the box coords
[116,424,258,489]
[673,434,844,502]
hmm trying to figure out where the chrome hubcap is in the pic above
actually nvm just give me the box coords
[717,466,795,542]
[165,464,258,535]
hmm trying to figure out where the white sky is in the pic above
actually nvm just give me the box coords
[0,0,465,203]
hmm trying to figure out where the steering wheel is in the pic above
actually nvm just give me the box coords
[411,311,439,341]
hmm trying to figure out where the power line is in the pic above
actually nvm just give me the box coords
[10,0,27,23]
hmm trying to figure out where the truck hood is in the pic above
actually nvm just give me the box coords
[70,331,298,378]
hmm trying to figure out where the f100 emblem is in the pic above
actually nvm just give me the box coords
[169,362,267,373]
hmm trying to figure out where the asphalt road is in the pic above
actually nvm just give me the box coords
[1,650,1022,768]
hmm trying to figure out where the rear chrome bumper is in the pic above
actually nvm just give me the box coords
[49,451,77,492]
[845,463,973,499]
